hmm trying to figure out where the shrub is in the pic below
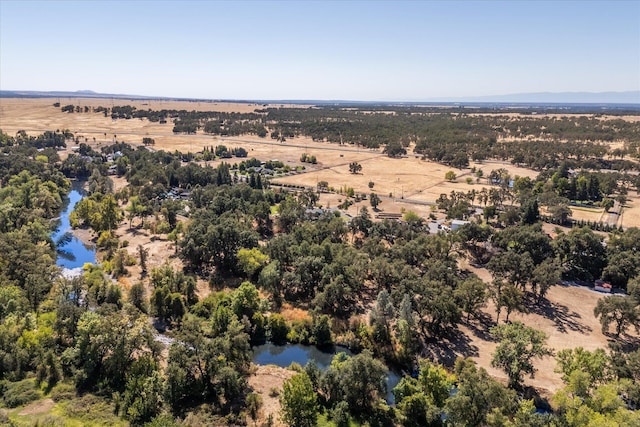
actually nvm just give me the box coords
[1,378,42,408]
[50,382,76,402]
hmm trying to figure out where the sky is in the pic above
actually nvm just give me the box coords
[1,0,639,101]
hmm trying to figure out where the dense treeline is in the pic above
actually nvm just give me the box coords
[65,104,640,172]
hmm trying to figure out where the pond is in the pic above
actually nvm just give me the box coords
[51,182,96,274]
[252,343,401,404]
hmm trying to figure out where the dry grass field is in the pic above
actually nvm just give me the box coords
[2,98,639,410]
[2,98,637,228]
[450,259,639,398]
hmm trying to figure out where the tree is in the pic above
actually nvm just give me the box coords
[520,198,540,225]
[445,170,457,182]
[312,315,333,347]
[277,196,305,233]
[268,314,289,345]
[280,372,318,427]
[137,244,149,276]
[445,358,517,427]
[321,351,388,416]
[369,192,381,210]
[454,277,487,322]
[488,250,534,291]
[593,295,639,338]
[383,140,407,157]
[348,162,362,174]
[128,282,147,313]
[121,355,163,424]
[555,226,606,282]
[99,194,121,232]
[369,289,394,345]
[602,198,614,212]
[490,321,552,388]
[555,347,609,392]
[237,247,269,278]
[246,392,262,426]
[500,283,527,323]
[531,258,561,302]
[548,203,572,225]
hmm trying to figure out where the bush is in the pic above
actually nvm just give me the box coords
[63,393,119,423]
[1,378,42,408]
[50,382,76,402]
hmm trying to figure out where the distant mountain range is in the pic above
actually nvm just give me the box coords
[1,89,638,105]
[0,90,157,100]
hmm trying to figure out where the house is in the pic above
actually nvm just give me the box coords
[594,280,612,293]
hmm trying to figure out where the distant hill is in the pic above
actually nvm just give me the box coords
[0,90,157,100]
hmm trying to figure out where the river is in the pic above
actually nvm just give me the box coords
[52,182,96,275]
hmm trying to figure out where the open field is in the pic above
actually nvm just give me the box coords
[3,96,640,231]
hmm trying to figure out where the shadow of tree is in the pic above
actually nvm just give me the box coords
[528,297,592,334]
[464,311,497,342]
[608,334,640,351]
[421,329,479,367]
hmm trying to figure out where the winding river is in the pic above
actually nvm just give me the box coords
[52,182,96,274]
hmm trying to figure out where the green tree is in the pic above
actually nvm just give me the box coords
[280,372,318,427]
[490,321,552,388]
[268,313,289,345]
[602,198,614,212]
[454,277,487,322]
[369,192,381,210]
[445,358,517,427]
[593,295,639,337]
[321,351,388,416]
[531,258,561,302]
[348,162,362,174]
[445,170,457,182]
[126,195,145,229]
[121,355,163,424]
[555,226,606,281]
[555,347,610,393]
[237,247,269,278]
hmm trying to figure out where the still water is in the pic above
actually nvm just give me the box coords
[252,343,401,403]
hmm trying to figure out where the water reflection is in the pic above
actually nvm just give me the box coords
[51,183,96,270]
[252,343,400,403]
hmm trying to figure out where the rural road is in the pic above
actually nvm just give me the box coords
[603,200,622,227]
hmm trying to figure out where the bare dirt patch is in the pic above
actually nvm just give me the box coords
[247,365,294,427]
[18,398,54,416]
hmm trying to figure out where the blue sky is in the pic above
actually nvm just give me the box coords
[1,0,638,101]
